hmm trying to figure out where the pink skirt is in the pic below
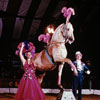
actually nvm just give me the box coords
[15,74,45,100]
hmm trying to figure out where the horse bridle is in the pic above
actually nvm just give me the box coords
[61,24,70,43]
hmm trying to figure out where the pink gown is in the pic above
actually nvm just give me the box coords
[15,61,45,100]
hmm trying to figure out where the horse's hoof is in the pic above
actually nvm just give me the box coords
[74,69,78,76]
[57,87,64,100]
[58,84,64,90]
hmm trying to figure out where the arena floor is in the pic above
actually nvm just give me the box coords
[0,93,100,100]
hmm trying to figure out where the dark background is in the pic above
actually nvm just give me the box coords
[0,0,100,89]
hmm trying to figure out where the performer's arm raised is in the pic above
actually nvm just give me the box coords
[19,42,26,66]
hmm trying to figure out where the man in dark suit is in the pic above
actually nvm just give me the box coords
[72,51,90,100]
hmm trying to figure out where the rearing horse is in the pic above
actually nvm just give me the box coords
[32,21,78,89]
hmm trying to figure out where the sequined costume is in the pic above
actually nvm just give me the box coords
[15,61,45,100]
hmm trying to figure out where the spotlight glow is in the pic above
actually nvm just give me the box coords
[46,25,55,34]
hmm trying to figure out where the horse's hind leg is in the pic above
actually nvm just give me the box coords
[58,62,65,89]
[37,72,46,85]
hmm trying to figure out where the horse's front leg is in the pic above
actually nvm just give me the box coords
[65,58,78,76]
[56,58,78,76]
[58,62,65,89]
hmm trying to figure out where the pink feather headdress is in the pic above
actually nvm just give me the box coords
[61,7,75,21]
[15,42,36,58]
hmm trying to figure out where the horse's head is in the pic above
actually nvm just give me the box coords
[61,21,75,44]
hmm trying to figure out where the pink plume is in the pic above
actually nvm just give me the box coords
[15,42,36,58]
[38,33,51,44]
[38,34,45,41]
[61,7,75,21]
[61,7,67,13]
[15,50,19,56]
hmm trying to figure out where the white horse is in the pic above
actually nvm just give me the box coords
[32,21,77,89]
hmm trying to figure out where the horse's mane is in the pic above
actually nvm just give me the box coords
[50,23,65,43]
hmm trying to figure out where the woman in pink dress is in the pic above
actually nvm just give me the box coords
[15,42,45,100]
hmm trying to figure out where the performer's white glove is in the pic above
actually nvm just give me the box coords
[86,70,90,75]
